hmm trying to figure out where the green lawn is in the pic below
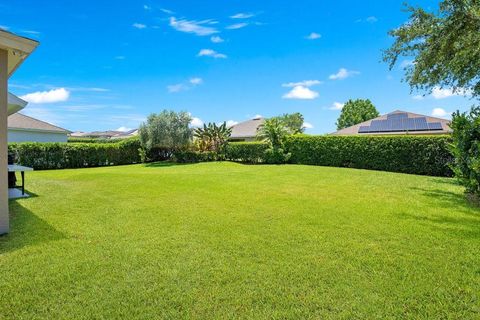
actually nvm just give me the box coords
[1,162,479,319]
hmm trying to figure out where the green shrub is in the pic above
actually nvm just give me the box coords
[264,148,291,164]
[284,135,453,177]
[67,137,127,143]
[173,150,218,163]
[449,107,480,196]
[224,142,269,164]
[8,139,141,170]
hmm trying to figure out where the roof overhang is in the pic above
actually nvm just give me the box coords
[0,29,39,78]
[7,92,27,116]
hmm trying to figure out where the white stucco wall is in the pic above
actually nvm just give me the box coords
[8,129,68,143]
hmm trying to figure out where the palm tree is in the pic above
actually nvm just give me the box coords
[256,118,289,148]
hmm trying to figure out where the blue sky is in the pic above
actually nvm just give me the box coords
[1,0,474,133]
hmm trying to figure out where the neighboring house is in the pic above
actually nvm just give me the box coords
[331,110,452,136]
[8,113,70,143]
[70,129,138,140]
[229,117,264,142]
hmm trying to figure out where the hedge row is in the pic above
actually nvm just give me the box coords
[224,142,270,163]
[284,135,453,177]
[8,139,141,170]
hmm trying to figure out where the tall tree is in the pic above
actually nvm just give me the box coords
[273,113,305,134]
[336,99,379,130]
[383,0,480,98]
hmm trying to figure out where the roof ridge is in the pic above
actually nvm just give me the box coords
[14,113,70,132]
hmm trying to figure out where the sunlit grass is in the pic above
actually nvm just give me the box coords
[1,162,479,319]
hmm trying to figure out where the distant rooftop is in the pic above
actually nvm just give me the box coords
[230,117,264,139]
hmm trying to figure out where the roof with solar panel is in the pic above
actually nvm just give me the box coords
[331,110,452,136]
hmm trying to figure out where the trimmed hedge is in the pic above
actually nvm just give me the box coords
[173,150,219,163]
[284,135,453,177]
[8,139,141,170]
[225,142,269,163]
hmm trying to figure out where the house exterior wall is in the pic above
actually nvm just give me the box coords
[8,129,68,143]
[0,49,8,234]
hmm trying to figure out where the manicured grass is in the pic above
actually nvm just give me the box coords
[1,162,479,319]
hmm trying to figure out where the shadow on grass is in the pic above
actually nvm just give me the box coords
[144,161,191,168]
[403,184,480,239]
[0,201,65,254]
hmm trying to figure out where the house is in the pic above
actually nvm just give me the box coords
[331,110,452,136]
[70,129,138,140]
[0,29,39,234]
[8,113,70,143]
[229,117,264,142]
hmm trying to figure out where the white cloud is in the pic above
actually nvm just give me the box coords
[133,23,147,29]
[366,16,378,23]
[211,36,224,43]
[306,32,321,40]
[116,126,133,132]
[230,13,255,19]
[169,17,218,36]
[282,80,322,88]
[431,86,471,99]
[432,108,450,118]
[253,114,263,119]
[167,84,187,93]
[197,49,227,59]
[282,86,319,100]
[143,5,151,10]
[329,102,345,110]
[226,120,239,127]
[226,23,249,30]
[160,8,175,15]
[303,122,314,129]
[190,117,204,127]
[412,94,424,100]
[329,68,360,80]
[189,77,203,85]
[21,88,70,104]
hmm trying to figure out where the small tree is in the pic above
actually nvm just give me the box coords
[138,110,192,161]
[194,122,232,152]
[273,113,305,134]
[336,99,379,130]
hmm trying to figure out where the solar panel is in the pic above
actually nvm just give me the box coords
[428,122,443,130]
[358,114,444,134]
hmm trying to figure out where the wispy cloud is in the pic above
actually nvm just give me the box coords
[115,56,126,60]
[67,87,110,92]
[211,35,224,43]
[21,88,70,104]
[306,32,321,40]
[116,126,133,132]
[366,16,378,23]
[167,77,203,93]
[190,117,204,127]
[160,8,175,15]
[226,22,249,30]
[143,4,151,10]
[329,102,345,110]
[282,80,322,88]
[282,86,319,100]
[133,23,147,29]
[169,17,219,36]
[226,120,238,127]
[197,49,227,59]
[230,13,255,19]
[0,25,9,31]
[329,68,360,80]
[412,94,424,100]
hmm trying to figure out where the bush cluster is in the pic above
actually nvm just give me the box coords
[8,139,141,170]
[173,150,219,163]
[284,135,453,177]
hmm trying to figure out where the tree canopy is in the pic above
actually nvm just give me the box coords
[383,0,480,98]
[272,113,305,134]
[336,99,379,130]
[138,110,192,151]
